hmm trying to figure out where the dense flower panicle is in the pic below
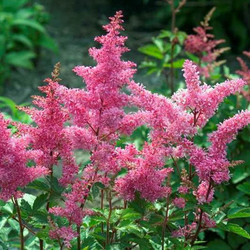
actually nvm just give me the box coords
[128,80,195,142]
[236,51,250,101]
[173,197,186,208]
[115,145,173,201]
[208,110,250,158]
[0,114,47,201]
[194,181,214,204]
[55,11,139,149]
[172,60,246,126]
[199,211,216,228]
[49,226,78,248]
[115,165,172,202]
[172,222,197,238]
[18,79,78,185]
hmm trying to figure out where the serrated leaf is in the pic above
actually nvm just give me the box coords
[28,179,50,191]
[228,208,250,219]
[237,182,250,195]
[20,199,32,213]
[33,193,48,211]
[218,222,250,239]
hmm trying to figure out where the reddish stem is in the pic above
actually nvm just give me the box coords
[13,197,24,250]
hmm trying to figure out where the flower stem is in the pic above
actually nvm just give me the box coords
[106,190,112,245]
[13,197,24,250]
[161,196,170,250]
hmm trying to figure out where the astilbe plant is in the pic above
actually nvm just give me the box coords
[184,7,229,78]
[236,51,250,101]
[0,11,249,250]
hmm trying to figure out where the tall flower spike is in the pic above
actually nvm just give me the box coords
[0,114,47,201]
[236,51,250,101]
[172,60,246,127]
[18,77,78,186]
[184,7,228,78]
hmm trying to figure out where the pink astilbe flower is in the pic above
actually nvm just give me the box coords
[128,80,195,143]
[197,211,216,228]
[172,60,246,127]
[184,8,228,77]
[173,197,186,208]
[115,143,173,202]
[236,51,250,101]
[0,114,47,201]
[208,110,250,159]
[49,226,78,248]
[194,181,214,204]
[172,222,197,238]
[18,79,78,185]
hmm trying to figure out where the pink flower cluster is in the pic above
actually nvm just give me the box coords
[236,51,250,101]
[184,11,227,78]
[0,114,47,201]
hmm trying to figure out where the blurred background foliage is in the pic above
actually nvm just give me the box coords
[1,0,249,102]
[0,0,249,249]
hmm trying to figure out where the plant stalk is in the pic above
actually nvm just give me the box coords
[13,197,24,250]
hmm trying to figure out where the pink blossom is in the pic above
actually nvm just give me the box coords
[172,222,197,238]
[18,79,78,185]
[173,197,186,208]
[236,51,250,101]
[49,226,78,248]
[184,19,226,78]
[194,181,214,204]
[178,186,189,194]
[0,114,47,201]
[172,60,246,126]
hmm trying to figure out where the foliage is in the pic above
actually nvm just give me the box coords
[0,0,57,92]
[0,9,249,250]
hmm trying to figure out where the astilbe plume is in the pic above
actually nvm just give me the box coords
[236,51,250,101]
[172,60,246,126]
[0,114,47,201]
[122,51,249,239]
[48,11,144,246]
[18,77,78,186]
[184,8,228,77]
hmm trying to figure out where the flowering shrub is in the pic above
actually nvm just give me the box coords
[0,11,249,250]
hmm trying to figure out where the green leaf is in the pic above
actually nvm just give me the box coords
[206,239,230,250]
[12,19,45,33]
[0,97,18,117]
[5,51,35,69]
[218,223,250,239]
[20,199,32,213]
[158,30,172,39]
[138,44,163,59]
[33,193,48,211]
[237,182,250,195]
[228,208,250,219]
[153,38,164,53]
[118,208,141,221]
[28,179,50,191]
[12,34,33,48]
[164,58,185,68]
